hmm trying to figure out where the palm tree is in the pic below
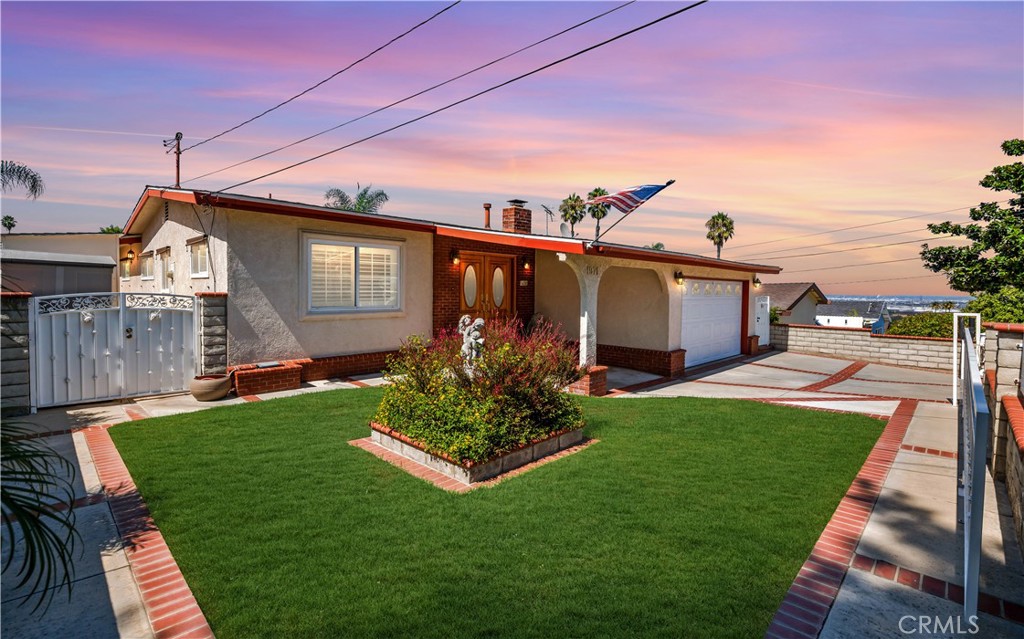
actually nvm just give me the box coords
[99,225,123,234]
[324,183,389,214]
[1,161,45,199]
[2,422,80,612]
[558,193,586,238]
[705,211,735,259]
[645,242,665,250]
[2,215,16,234]
[586,187,610,240]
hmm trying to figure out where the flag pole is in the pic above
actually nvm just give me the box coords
[587,179,674,248]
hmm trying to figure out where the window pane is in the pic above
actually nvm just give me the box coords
[191,244,208,274]
[357,247,398,309]
[141,255,153,278]
[311,243,354,308]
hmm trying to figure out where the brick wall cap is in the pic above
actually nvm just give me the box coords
[1,291,33,298]
[784,323,871,333]
[1001,395,1024,455]
[195,292,229,298]
[872,333,952,343]
[984,322,1024,334]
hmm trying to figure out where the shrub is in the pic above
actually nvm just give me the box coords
[964,286,1024,323]
[373,318,584,463]
[886,312,954,338]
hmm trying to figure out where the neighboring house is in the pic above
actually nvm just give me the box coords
[0,232,119,296]
[119,187,780,386]
[816,300,891,333]
[758,282,828,325]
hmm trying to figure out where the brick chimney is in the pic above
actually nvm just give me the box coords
[483,203,492,229]
[502,199,532,234]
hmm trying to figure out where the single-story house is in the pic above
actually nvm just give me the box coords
[757,282,829,325]
[816,300,891,333]
[119,187,781,393]
[1,232,119,296]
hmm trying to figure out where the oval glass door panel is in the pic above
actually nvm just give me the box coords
[492,266,505,307]
[463,265,478,307]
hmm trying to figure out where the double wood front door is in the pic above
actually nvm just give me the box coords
[460,253,514,320]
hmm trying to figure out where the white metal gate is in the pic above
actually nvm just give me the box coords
[30,292,196,409]
[754,295,771,347]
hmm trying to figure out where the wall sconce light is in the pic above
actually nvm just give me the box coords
[753,276,762,289]
[674,271,685,286]
[126,248,136,260]
[523,259,531,271]
[450,250,460,265]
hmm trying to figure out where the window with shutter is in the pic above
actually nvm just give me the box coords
[306,237,400,313]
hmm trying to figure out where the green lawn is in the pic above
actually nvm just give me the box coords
[110,389,883,639]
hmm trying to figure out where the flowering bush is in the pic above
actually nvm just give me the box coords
[373,318,584,463]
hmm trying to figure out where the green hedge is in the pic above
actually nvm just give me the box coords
[373,319,584,463]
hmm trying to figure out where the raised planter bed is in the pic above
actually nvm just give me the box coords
[369,422,584,485]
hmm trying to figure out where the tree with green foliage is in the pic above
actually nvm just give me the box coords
[558,193,586,238]
[920,139,1023,294]
[99,225,123,234]
[2,215,16,233]
[886,312,955,338]
[0,161,45,199]
[705,211,735,259]
[324,184,389,214]
[586,187,610,240]
[964,287,1024,323]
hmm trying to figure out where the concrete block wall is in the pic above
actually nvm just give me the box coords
[982,323,1023,481]
[196,292,228,375]
[1003,397,1024,557]
[1,292,32,417]
[770,324,953,371]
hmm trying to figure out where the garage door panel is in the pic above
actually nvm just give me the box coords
[681,279,743,366]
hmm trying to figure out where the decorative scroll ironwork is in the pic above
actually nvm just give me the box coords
[37,294,116,315]
[125,294,193,310]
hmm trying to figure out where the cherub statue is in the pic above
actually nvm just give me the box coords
[459,314,485,366]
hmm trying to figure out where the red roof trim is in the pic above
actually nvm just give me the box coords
[198,193,434,233]
[584,244,782,274]
[435,226,585,253]
[123,188,198,235]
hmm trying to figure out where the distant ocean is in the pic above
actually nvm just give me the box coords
[829,295,973,312]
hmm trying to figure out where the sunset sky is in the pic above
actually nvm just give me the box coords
[2,1,1021,296]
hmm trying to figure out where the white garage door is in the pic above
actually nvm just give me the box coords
[680,280,743,367]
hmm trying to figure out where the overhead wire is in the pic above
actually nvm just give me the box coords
[749,234,951,261]
[784,256,923,274]
[816,273,945,285]
[733,226,931,259]
[217,0,710,191]
[183,0,637,184]
[181,0,462,152]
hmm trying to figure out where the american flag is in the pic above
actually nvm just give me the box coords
[585,180,675,215]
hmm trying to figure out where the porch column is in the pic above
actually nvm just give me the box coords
[195,292,228,375]
[563,256,607,367]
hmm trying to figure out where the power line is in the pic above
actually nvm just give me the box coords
[733,226,930,259]
[218,0,710,192]
[755,235,950,261]
[182,1,461,153]
[817,273,945,285]
[784,256,922,274]
[184,1,637,184]
[727,203,985,251]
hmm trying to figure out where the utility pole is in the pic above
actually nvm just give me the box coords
[163,132,183,187]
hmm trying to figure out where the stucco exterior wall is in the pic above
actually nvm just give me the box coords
[783,297,819,325]
[120,201,228,296]
[2,233,119,294]
[534,250,580,335]
[597,266,668,351]
[224,210,433,364]
[1,233,118,258]
[535,250,760,353]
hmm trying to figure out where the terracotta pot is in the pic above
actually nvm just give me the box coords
[189,374,232,401]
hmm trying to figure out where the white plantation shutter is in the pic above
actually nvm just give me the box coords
[358,247,399,308]
[308,239,399,311]
[311,243,355,308]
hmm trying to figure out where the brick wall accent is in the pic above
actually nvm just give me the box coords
[1,292,32,417]
[1002,395,1024,559]
[770,323,953,371]
[982,323,1023,480]
[502,204,532,234]
[284,350,397,382]
[195,292,228,375]
[432,234,535,335]
[567,365,607,397]
[596,344,686,377]
[233,363,303,396]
